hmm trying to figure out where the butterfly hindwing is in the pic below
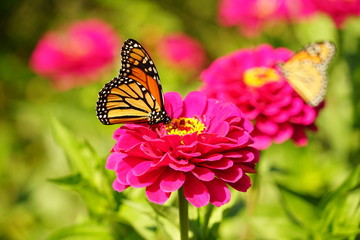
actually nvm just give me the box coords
[280,41,336,106]
[96,77,161,125]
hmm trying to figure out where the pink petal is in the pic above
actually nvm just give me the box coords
[301,106,316,125]
[256,118,279,135]
[164,92,184,118]
[204,179,231,207]
[162,134,181,150]
[169,161,195,171]
[123,144,152,159]
[177,142,196,151]
[291,105,316,125]
[139,142,164,159]
[113,127,127,140]
[160,170,186,192]
[215,165,243,183]
[112,179,129,192]
[236,130,252,146]
[183,91,207,117]
[192,167,215,181]
[127,124,158,139]
[201,158,233,169]
[176,149,201,159]
[226,125,246,141]
[237,163,257,173]
[197,142,221,153]
[229,174,252,192]
[182,132,198,145]
[223,151,243,158]
[217,103,242,121]
[208,121,230,136]
[241,117,254,133]
[183,174,210,207]
[152,153,176,168]
[106,152,124,170]
[202,98,218,118]
[127,168,164,188]
[238,149,258,162]
[148,139,171,153]
[273,123,293,143]
[271,111,290,123]
[251,134,272,150]
[287,97,304,116]
[146,181,171,204]
[132,161,152,176]
[115,157,140,185]
[194,153,223,162]
[115,133,141,150]
[262,104,280,116]
[292,127,308,146]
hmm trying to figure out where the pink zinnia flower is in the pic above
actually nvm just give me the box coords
[312,0,360,28]
[30,19,120,90]
[106,91,259,207]
[218,0,316,36]
[157,33,207,72]
[200,44,323,150]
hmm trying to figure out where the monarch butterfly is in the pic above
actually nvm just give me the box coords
[96,39,171,125]
[279,41,336,107]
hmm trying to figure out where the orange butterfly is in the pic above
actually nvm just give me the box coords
[279,41,336,107]
[96,39,171,125]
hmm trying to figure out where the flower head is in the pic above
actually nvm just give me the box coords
[200,44,323,150]
[312,0,360,28]
[30,19,120,90]
[157,33,207,72]
[218,0,316,36]
[106,91,259,207]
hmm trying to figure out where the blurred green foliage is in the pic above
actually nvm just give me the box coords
[0,0,359,239]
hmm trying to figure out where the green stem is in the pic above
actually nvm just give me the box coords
[202,204,214,234]
[178,188,189,240]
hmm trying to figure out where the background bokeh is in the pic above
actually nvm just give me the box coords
[0,0,359,239]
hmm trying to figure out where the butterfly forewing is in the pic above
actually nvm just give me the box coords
[120,39,164,108]
[282,63,325,106]
[280,41,335,107]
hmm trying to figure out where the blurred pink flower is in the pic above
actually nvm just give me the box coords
[200,44,323,150]
[218,0,316,36]
[106,91,259,207]
[312,0,360,28]
[157,33,207,72]
[30,19,120,90]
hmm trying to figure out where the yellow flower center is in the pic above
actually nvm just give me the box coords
[166,117,206,136]
[243,67,281,87]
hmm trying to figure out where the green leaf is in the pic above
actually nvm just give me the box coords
[50,117,97,181]
[118,199,179,240]
[46,222,113,240]
[276,182,320,233]
[50,117,118,216]
[48,173,82,186]
[149,202,178,224]
[317,164,360,239]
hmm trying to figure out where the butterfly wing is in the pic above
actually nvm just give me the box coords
[96,39,170,125]
[120,39,165,109]
[96,77,163,125]
[280,41,336,106]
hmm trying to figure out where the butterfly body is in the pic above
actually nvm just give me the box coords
[279,41,336,107]
[96,39,171,125]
